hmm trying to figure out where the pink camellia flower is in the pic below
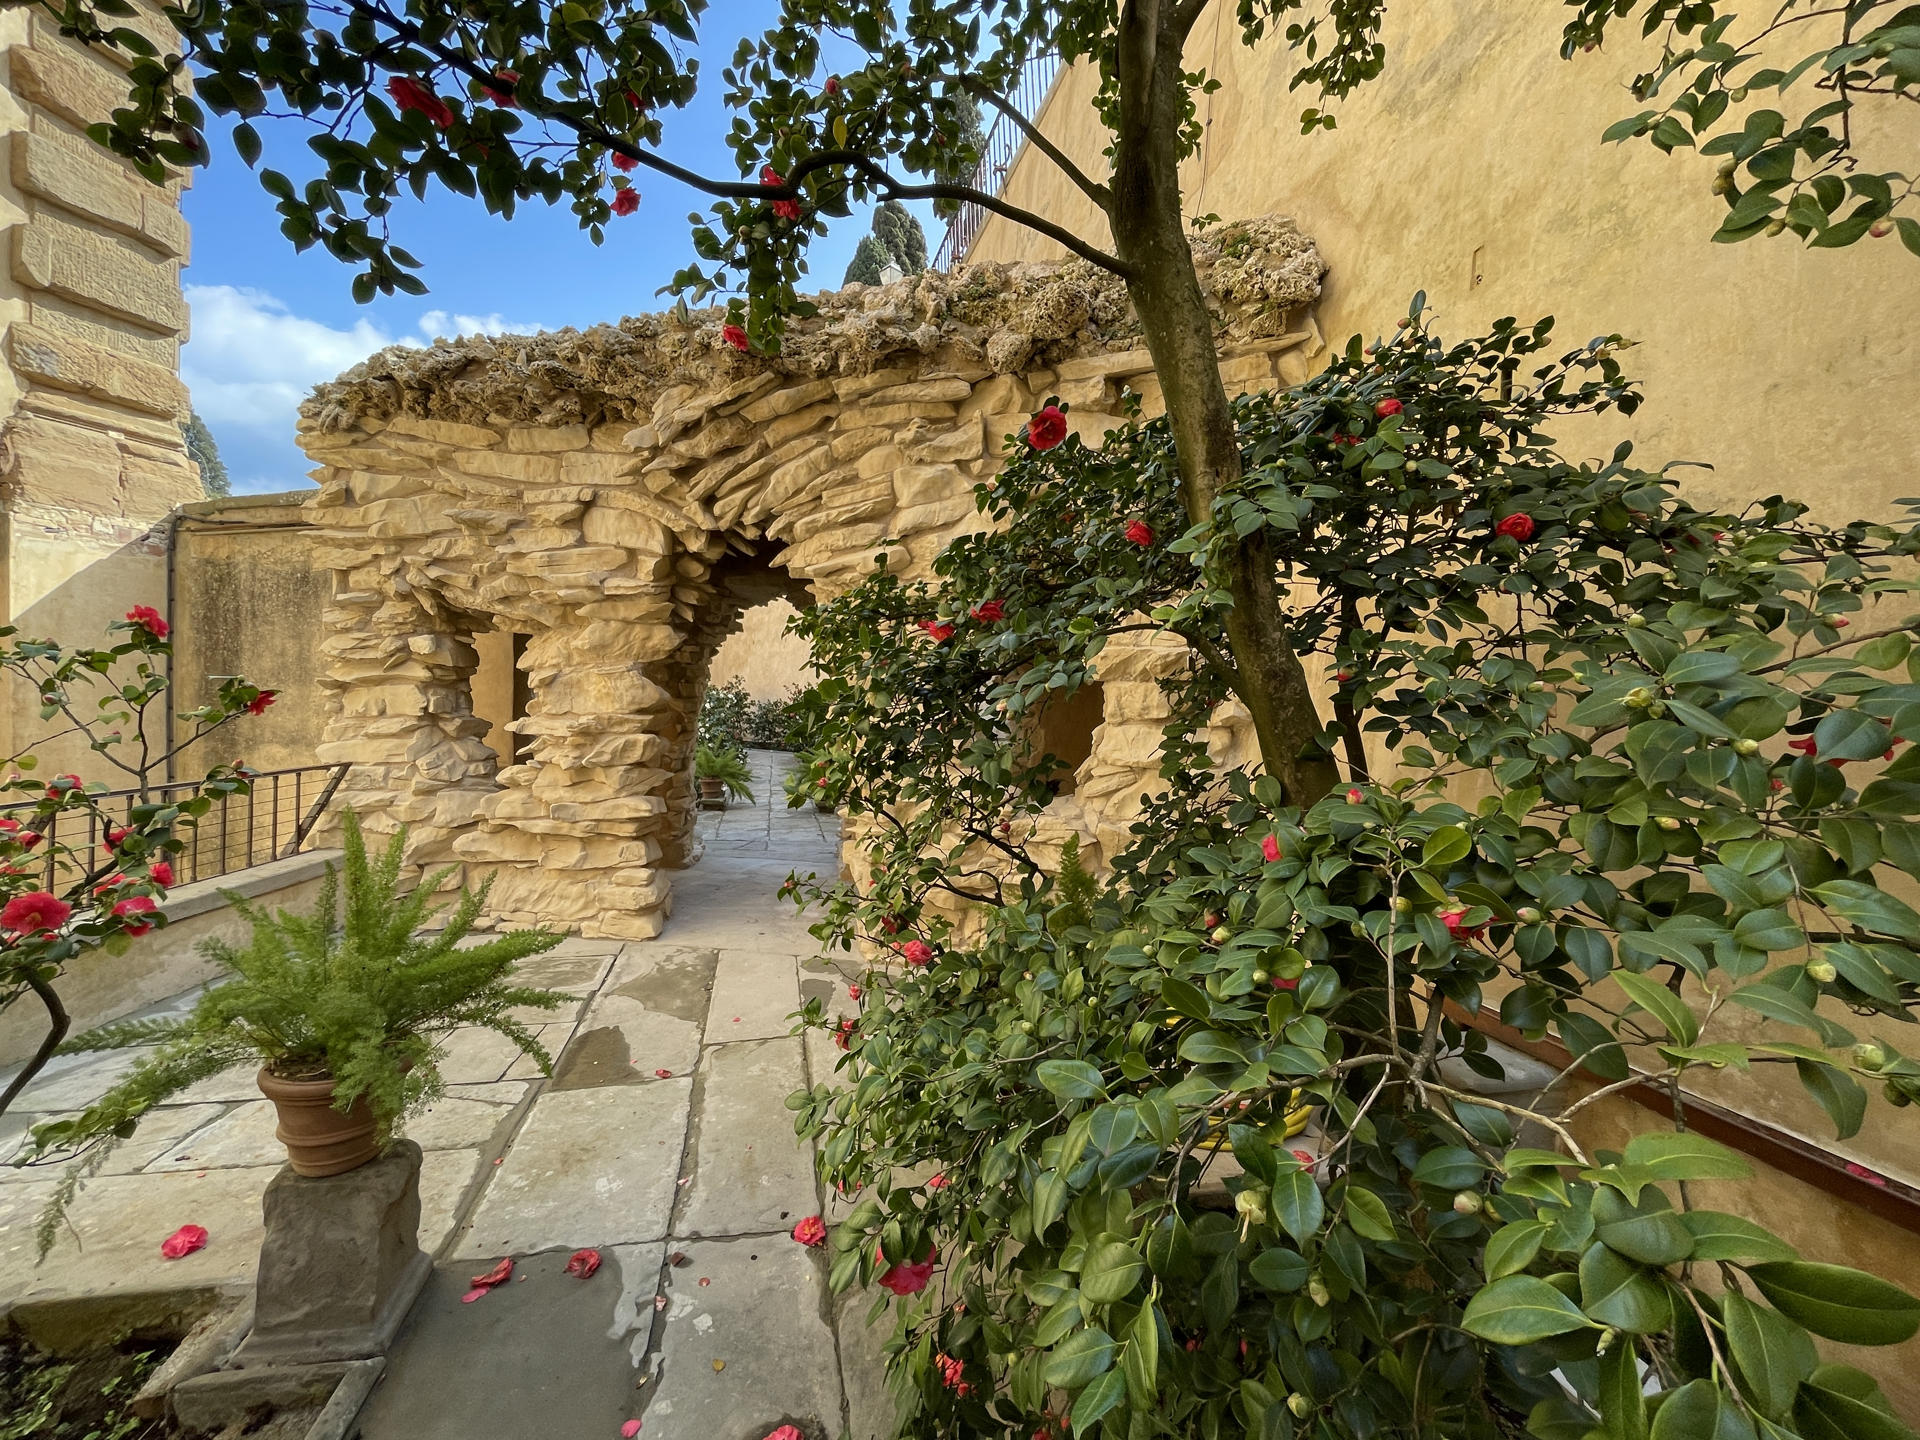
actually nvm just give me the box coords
[917,620,956,643]
[485,69,519,106]
[613,152,639,172]
[1261,834,1281,863]
[1375,398,1403,417]
[876,1245,936,1295]
[1,891,71,935]
[246,689,278,716]
[1439,905,1486,942]
[721,324,750,353]
[1291,1149,1316,1171]
[104,825,129,847]
[833,1017,856,1050]
[149,861,175,887]
[926,1173,949,1190]
[611,189,640,216]
[160,1223,208,1259]
[1273,976,1298,990]
[763,1428,802,1440]
[388,75,455,129]
[47,774,84,797]
[970,600,1005,623]
[126,604,170,639]
[565,1248,602,1278]
[1025,404,1068,451]
[847,984,862,1001]
[1494,513,1535,543]
[825,76,840,94]
[621,1421,643,1439]
[791,1214,828,1247]
[1125,519,1154,546]
[17,830,41,851]
[1346,787,1363,802]
[902,940,934,966]
[113,894,159,937]
[761,166,802,220]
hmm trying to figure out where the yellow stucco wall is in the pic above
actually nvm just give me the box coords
[968,1,1920,522]
[708,598,814,703]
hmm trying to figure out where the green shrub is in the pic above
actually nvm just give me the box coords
[787,305,1920,1439]
[694,743,756,803]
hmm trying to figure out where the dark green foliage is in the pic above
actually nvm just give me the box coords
[842,233,894,287]
[182,410,230,498]
[843,202,927,285]
[693,743,755,803]
[0,1336,168,1440]
[20,810,568,1248]
[699,677,812,750]
[786,307,1920,1437]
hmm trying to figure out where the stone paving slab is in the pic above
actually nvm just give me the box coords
[642,1238,843,1440]
[356,1245,663,1440]
[556,946,714,1086]
[8,1046,155,1113]
[3,1102,226,1180]
[706,947,801,1042]
[675,1037,817,1239]
[837,1283,906,1440]
[450,1080,692,1260]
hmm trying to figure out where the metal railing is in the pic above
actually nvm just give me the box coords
[3,763,350,891]
[931,53,1064,271]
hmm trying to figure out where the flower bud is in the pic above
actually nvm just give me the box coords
[1626,614,1647,629]
[1211,925,1232,945]
[1307,1275,1330,1307]
[1452,1190,1482,1216]
[1515,905,1543,924]
[1807,960,1838,984]
[1625,687,1653,708]
[1235,1188,1269,1226]
[1391,896,1412,914]
[1733,738,1760,755]
[1657,816,1682,832]
[1288,1395,1313,1418]
[1252,970,1270,985]
[1854,1042,1887,1071]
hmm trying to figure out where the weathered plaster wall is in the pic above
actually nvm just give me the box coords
[171,493,331,776]
[966,1,1920,526]
[708,598,813,703]
[0,6,200,768]
[297,221,1320,940]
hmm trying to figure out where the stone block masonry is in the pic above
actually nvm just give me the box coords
[301,217,1328,937]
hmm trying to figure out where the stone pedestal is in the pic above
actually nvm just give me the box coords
[233,1140,432,1367]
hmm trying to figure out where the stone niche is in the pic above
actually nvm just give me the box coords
[298,217,1328,939]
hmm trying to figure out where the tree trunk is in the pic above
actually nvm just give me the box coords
[1108,0,1339,807]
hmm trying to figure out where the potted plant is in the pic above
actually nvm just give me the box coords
[19,810,569,1210]
[694,743,755,809]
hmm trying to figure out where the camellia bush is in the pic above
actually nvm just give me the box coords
[0,607,274,1115]
[786,304,1920,1439]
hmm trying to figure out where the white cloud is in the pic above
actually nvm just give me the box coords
[181,285,549,493]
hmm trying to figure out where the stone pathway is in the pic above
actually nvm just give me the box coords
[1,750,888,1440]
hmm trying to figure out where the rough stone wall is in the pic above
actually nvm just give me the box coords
[0,6,200,763]
[299,219,1325,940]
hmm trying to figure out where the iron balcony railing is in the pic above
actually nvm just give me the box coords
[2,763,350,891]
[931,52,1064,272]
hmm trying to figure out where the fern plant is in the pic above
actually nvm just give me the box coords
[18,809,568,1246]
[693,743,755,803]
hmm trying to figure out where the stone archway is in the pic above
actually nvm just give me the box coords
[298,217,1328,937]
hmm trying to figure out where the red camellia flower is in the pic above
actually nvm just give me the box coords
[1273,976,1298,990]
[1025,404,1068,451]
[791,1214,828,1248]
[901,939,934,966]
[721,324,750,353]
[18,830,41,851]
[761,166,802,220]
[825,76,840,94]
[1291,1149,1317,1171]
[48,774,84,797]
[1787,736,1818,756]
[833,1017,856,1049]
[113,894,159,936]
[387,75,455,129]
[935,1354,969,1397]
[970,600,1005,623]
[1375,398,1403,417]
[1125,519,1155,546]
[1347,787,1364,802]
[104,825,129,847]
[126,604,169,639]
[565,1247,602,1279]
[149,861,174,888]
[1439,905,1487,942]
[246,690,278,716]
[611,189,640,216]
[612,152,640,172]
[1261,834,1281,863]
[485,69,519,106]
[1494,513,1536,543]
[160,1223,208,1260]
[917,620,956,643]
[926,1172,949,1190]
[846,984,862,1001]
[876,1245,937,1295]
[1,891,71,935]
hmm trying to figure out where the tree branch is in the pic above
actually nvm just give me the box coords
[960,76,1113,211]
[0,971,70,1116]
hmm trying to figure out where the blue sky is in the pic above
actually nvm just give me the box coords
[180,5,932,493]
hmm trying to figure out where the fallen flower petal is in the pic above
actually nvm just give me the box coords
[460,1287,492,1304]
[763,1428,804,1440]
[791,1214,828,1247]
[565,1248,602,1279]
[621,1422,643,1438]
[654,1068,673,1078]
[470,1256,513,1290]
[160,1223,207,1259]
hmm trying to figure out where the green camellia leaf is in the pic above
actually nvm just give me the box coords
[1069,1366,1127,1431]
[1343,1184,1397,1241]
[1745,1262,1920,1346]
[1412,1145,1486,1190]
[1080,1241,1147,1304]
[1271,1167,1323,1244]
[1122,1300,1160,1407]
[1249,1245,1309,1292]
[1792,1365,1916,1440]
[1722,1290,1817,1420]
[1613,970,1700,1044]
[1680,1211,1800,1264]
[1648,1378,1753,1440]
[1809,879,1920,942]
[1036,1059,1107,1100]
[1485,1220,1550,1280]
[1461,1275,1596,1345]
[1042,1326,1117,1388]
[1580,1242,1674,1332]
[1622,1131,1751,1182]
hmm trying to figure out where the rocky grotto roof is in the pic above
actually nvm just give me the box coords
[301,216,1324,434]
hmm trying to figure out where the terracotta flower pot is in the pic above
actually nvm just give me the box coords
[699,776,727,807]
[256,1067,380,1178]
